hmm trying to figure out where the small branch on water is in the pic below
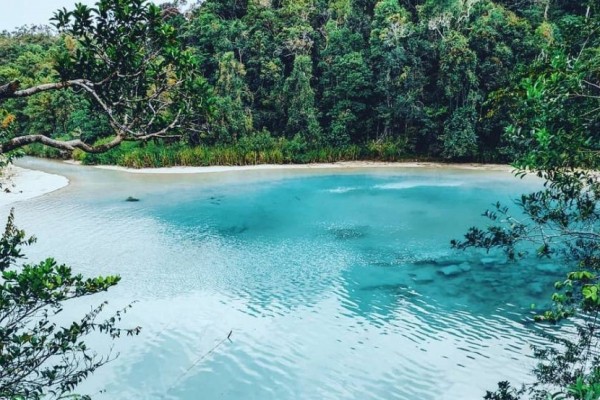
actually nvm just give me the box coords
[164,330,233,395]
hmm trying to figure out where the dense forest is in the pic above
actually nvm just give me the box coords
[0,0,598,167]
[1,1,600,399]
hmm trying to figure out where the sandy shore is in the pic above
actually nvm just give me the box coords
[93,161,514,174]
[0,159,516,208]
[0,160,515,207]
[0,165,69,207]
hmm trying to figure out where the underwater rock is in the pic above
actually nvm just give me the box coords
[361,283,410,293]
[528,282,545,296]
[439,264,463,277]
[371,261,394,268]
[434,258,466,267]
[329,226,368,240]
[221,225,249,235]
[413,258,435,266]
[480,257,497,266]
[209,195,224,205]
[535,263,561,274]
[458,262,472,273]
[411,269,435,284]
[413,257,464,267]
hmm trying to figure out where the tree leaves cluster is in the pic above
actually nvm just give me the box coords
[0,210,140,399]
[0,0,212,156]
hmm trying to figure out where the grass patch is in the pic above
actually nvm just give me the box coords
[76,137,416,168]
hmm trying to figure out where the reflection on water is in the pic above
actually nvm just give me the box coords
[3,158,560,400]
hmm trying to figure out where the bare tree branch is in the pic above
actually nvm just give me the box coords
[0,134,124,154]
[0,80,97,100]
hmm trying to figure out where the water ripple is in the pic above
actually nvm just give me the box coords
[6,160,554,400]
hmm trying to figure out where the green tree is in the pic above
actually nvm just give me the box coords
[1,0,593,165]
[0,0,209,155]
[0,211,140,399]
[277,0,317,57]
[453,5,600,397]
[369,0,426,143]
[240,3,286,134]
[0,28,72,154]
[438,31,480,158]
[283,54,321,144]
[319,22,373,145]
[467,1,537,160]
[208,52,253,143]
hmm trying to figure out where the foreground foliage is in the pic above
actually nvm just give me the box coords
[453,6,600,397]
[0,211,140,399]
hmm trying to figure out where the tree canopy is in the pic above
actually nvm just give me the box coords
[0,0,210,155]
[1,0,597,165]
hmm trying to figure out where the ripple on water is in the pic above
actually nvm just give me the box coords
[4,165,556,400]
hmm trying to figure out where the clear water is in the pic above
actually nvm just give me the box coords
[5,158,564,400]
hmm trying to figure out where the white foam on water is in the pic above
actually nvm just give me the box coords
[374,181,464,190]
[327,186,360,193]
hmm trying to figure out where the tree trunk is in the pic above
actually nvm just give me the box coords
[0,81,20,99]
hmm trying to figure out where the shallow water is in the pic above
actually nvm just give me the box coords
[4,158,563,400]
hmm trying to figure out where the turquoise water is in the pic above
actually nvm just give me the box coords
[5,159,563,400]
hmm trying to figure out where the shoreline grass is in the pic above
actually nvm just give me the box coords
[25,137,500,169]
[72,140,439,169]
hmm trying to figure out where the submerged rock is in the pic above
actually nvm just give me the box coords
[480,257,497,267]
[458,262,472,273]
[411,269,435,284]
[535,263,561,274]
[413,257,464,267]
[434,258,466,267]
[439,264,463,277]
[329,226,368,240]
[413,258,436,266]
[528,282,545,296]
[222,225,249,235]
[371,261,394,268]
[361,283,411,293]
[209,195,224,205]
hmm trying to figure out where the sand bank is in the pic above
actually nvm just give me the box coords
[0,165,69,207]
[94,161,514,174]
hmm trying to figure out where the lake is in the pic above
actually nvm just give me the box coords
[3,158,561,400]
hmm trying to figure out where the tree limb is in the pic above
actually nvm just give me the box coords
[0,80,96,100]
[0,81,20,98]
[0,134,124,154]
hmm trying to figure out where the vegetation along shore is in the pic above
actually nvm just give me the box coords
[0,0,599,399]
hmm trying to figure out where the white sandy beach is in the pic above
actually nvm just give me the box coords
[93,161,514,174]
[0,165,69,207]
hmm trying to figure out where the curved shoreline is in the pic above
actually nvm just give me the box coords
[92,161,514,174]
[0,165,69,208]
[0,159,516,207]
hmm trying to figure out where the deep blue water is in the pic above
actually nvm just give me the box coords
[4,159,564,400]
